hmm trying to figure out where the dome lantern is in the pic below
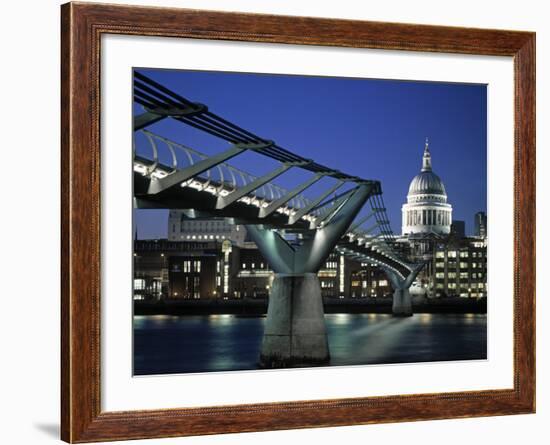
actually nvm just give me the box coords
[421,137,432,172]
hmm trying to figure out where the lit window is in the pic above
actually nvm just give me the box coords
[183,261,191,273]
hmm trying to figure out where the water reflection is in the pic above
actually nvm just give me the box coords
[133,313,487,375]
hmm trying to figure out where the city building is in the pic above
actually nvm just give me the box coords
[451,220,466,238]
[475,211,488,238]
[167,210,247,246]
[433,237,487,298]
[133,239,230,300]
[234,244,272,298]
[133,239,391,300]
[349,263,392,298]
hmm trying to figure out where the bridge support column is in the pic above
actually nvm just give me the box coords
[246,183,375,368]
[392,287,413,317]
[382,263,425,317]
[260,273,329,367]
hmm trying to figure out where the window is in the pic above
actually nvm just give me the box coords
[183,260,191,273]
[435,272,445,279]
[448,272,456,279]
[435,251,445,258]
[459,262,468,269]
[460,251,469,258]
[134,278,145,290]
[379,280,388,287]
[194,260,201,273]
[448,251,457,258]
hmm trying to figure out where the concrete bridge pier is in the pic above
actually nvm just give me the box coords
[260,273,328,367]
[382,263,425,317]
[392,287,413,317]
[246,183,374,368]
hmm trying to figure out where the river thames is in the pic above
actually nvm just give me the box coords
[133,313,486,375]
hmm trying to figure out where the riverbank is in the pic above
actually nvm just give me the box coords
[134,297,486,316]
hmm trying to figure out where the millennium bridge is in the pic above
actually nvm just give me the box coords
[133,71,424,367]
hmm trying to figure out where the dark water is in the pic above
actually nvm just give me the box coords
[133,313,487,375]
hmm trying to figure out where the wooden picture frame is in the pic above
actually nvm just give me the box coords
[61,2,535,442]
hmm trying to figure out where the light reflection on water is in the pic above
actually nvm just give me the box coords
[133,313,487,375]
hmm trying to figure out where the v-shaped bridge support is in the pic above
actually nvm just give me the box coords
[381,263,425,317]
[246,183,374,367]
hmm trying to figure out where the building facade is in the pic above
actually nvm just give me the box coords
[401,139,452,238]
[167,210,247,247]
[433,237,487,298]
[133,239,392,300]
[475,211,488,238]
[451,220,466,238]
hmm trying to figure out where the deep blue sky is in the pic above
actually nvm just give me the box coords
[134,68,486,238]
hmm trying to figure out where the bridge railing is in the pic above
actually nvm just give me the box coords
[133,129,334,221]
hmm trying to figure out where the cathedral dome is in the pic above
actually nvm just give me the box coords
[408,171,446,196]
[401,138,452,237]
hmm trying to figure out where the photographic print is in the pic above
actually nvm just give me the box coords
[132,68,488,375]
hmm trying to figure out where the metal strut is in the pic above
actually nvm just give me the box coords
[146,140,275,195]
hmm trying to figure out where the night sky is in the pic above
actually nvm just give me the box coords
[133,68,487,238]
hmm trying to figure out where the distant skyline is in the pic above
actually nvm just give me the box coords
[134,68,487,238]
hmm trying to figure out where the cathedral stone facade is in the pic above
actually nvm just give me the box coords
[402,139,452,237]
